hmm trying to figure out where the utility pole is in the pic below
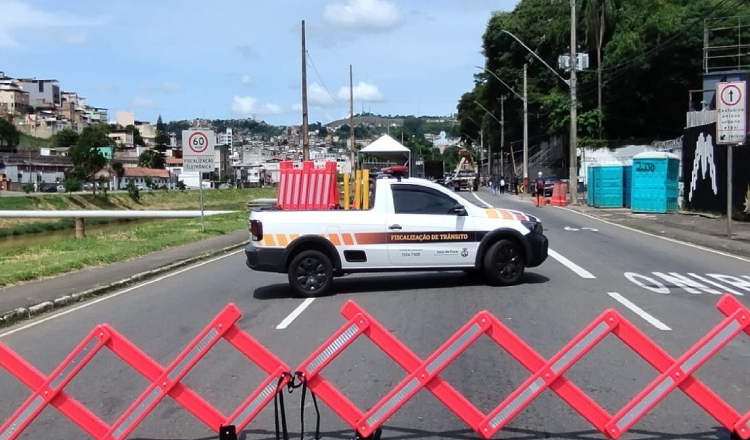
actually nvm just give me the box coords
[349,64,355,176]
[500,95,505,177]
[569,0,579,205]
[301,20,309,161]
[523,63,529,192]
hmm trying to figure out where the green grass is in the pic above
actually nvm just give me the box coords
[0,211,248,288]
[18,133,52,149]
[0,187,277,235]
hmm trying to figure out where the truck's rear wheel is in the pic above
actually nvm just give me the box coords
[483,239,525,286]
[288,250,333,297]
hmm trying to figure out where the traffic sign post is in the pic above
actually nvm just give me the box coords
[716,81,746,145]
[715,81,746,238]
[182,130,216,232]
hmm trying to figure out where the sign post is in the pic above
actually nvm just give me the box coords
[182,130,215,232]
[715,81,746,238]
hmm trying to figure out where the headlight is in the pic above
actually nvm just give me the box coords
[522,220,543,234]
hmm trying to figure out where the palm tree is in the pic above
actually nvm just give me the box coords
[583,0,617,120]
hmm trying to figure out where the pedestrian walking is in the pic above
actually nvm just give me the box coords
[499,176,506,194]
[535,171,546,207]
[489,175,497,195]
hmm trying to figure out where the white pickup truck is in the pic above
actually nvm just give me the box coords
[245,175,548,297]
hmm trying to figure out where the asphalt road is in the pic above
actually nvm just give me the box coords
[1,187,749,439]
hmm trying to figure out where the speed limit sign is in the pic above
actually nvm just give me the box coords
[182,130,215,171]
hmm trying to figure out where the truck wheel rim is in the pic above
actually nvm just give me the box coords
[295,257,327,291]
[495,244,521,280]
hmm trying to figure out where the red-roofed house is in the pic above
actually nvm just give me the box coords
[119,167,175,189]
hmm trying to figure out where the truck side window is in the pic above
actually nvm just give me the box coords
[392,185,457,215]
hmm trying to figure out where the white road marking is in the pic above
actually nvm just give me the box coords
[560,207,750,264]
[472,192,493,208]
[0,250,243,339]
[276,298,315,330]
[607,291,672,331]
[473,193,596,279]
[548,249,597,279]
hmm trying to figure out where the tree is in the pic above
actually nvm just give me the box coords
[0,119,20,149]
[68,124,109,195]
[138,149,165,169]
[154,115,170,152]
[111,161,125,189]
[51,128,80,149]
[583,0,617,123]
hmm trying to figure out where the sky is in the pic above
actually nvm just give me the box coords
[0,0,520,126]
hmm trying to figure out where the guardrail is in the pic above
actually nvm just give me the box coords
[0,210,236,238]
[1,294,748,440]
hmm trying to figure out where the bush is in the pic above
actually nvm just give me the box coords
[126,181,140,200]
[22,182,35,193]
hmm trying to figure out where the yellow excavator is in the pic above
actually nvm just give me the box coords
[452,147,479,191]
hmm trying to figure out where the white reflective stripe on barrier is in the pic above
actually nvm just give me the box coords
[366,377,420,427]
[168,328,218,381]
[616,376,675,431]
[231,382,277,426]
[426,322,481,374]
[551,321,609,374]
[0,396,44,440]
[306,323,360,374]
[488,377,545,429]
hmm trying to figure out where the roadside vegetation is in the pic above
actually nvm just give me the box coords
[0,211,248,288]
[0,187,276,236]
[0,188,276,287]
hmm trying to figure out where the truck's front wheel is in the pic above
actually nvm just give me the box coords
[483,239,525,286]
[288,250,333,297]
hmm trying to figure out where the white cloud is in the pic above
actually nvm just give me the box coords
[309,83,336,107]
[231,96,283,117]
[240,75,252,85]
[323,0,403,32]
[131,97,154,108]
[337,81,384,102]
[0,1,107,47]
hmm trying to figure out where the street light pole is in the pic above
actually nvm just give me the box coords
[474,65,526,182]
[569,0,579,205]
[523,64,529,191]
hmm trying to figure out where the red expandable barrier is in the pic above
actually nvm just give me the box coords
[298,295,750,439]
[2,294,750,439]
[276,160,294,210]
[276,160,339,210]
[0,304,289,440]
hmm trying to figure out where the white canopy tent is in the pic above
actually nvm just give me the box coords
[359,134,412,176]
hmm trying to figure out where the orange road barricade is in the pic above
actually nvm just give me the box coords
[2,294,750,439]
[276,160,340,210]
[550,181,568,206]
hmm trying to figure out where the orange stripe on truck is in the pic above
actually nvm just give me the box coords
[341,233,354,245]
[263,234,276,246]
[328,234,341,245]
[276,234,289,246]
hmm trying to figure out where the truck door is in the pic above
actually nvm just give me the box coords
[385,184,477,267]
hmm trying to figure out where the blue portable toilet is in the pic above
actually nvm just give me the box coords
[622,161,632,208]
[587,165,597,206]
[591,162,624,208]
[631,152,680,213]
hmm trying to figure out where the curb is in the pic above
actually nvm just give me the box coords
[0,240,249,329]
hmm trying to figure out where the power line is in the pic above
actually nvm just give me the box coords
[305,50,339,105]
